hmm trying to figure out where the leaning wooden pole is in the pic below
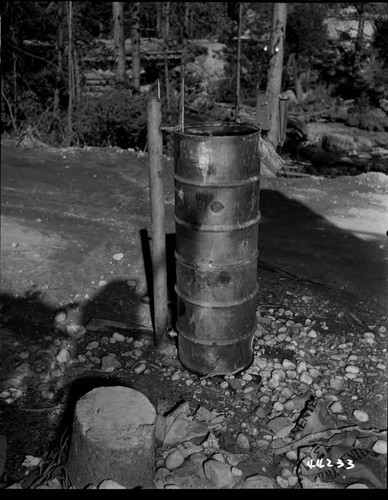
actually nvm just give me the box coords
[147,98,169,350]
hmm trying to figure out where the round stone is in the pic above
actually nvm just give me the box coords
[276,475,289,488]
[236,432,250,450]
[372,439,387,454]
[299,372,313,385]
[345,365,360,374]
[165,450,185,470]
[353,410,369,422]
[54,311,67,323]
[330,401,343,413]
[273,402,284,412]
[133,363,147,375]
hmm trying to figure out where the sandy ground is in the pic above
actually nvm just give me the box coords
[0,140,387,486]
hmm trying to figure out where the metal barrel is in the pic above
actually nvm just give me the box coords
[173,122,261,375]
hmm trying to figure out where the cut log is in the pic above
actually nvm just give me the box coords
[66,386,156,489]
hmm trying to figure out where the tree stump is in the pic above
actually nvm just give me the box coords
[66,386,156,489]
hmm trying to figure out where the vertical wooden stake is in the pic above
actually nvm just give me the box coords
[235,2,243,122]
[147,98,169,350]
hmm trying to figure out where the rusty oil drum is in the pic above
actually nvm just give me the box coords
[173,122,261,375]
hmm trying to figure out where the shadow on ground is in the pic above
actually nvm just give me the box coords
[1,179,387,483]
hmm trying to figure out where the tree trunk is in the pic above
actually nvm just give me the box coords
[55,3,64,117]
[265,2,287,149]
[291,54,303,103]
[67,1,74,144]
[162,1,171,113]
[180,2,189,130]
[73,44,81,105]
[113,2,126,83]
[235,2,243,121]
[130,2,141,91]
[354,3,366,67]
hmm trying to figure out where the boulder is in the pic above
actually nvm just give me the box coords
[322,133,358,155]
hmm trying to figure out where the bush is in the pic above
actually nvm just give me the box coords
[73,90,148,150]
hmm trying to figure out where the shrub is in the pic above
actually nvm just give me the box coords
[73,89,148,150]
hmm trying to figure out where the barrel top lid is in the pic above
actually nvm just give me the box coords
[172,122,261,138]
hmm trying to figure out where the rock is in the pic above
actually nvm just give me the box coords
[190,453,207,469]
[271,369,286,381]
[353,410,369,422]
[66,324,86,339]
[268,378,280,389]
[236,432,250,450]
[267,416,292,434]
[345,483,369,489]
[299,372,313,385]
[372,439,387,454]
[112,253,124,261]
[345,365,360,374]
[19,351,30,359]
[133,363,147,375]
[353,136,374,152]
[54,311,67,323]
[296,361,307,375]
[330,377,344,391]
[286,450,298,461]
[330,401,343,413]
[288,475,299,487]
[276,475,289,488]
[256,359,267,369]
[322,133,358,155]
[273,402,284,412]
[98,479,126,489]
[231,466,243,477]
[165,450,185,470]
[86,341,99,350]
[56,349,71,363]
[243,474,277,489]
[50,369,62,378]
[203,460,234,488]
[284,400,294,412]
[112,332,125,342]
[101,354,122,372]
[255,439,270,450]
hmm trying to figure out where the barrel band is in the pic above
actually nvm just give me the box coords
[174,173,260,187]
[175,284,258,308]
[174,249,259,268]
[176,324,256,346]
[174,213,261,232]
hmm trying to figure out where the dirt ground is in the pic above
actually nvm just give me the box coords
[0,136,387,488]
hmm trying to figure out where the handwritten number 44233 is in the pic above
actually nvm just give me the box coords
[305,458,355,470]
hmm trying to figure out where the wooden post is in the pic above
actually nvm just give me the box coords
[235,2,243,122]
[180,2,189,131]
[147,98,169,350]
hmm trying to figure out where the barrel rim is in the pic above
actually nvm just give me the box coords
[172,121,261,139]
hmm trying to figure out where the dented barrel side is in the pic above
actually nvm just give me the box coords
[173,123,261,375]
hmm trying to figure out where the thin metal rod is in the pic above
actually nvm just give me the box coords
[147,98,169,350]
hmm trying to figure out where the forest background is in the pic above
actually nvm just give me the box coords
[1,1,388,152]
